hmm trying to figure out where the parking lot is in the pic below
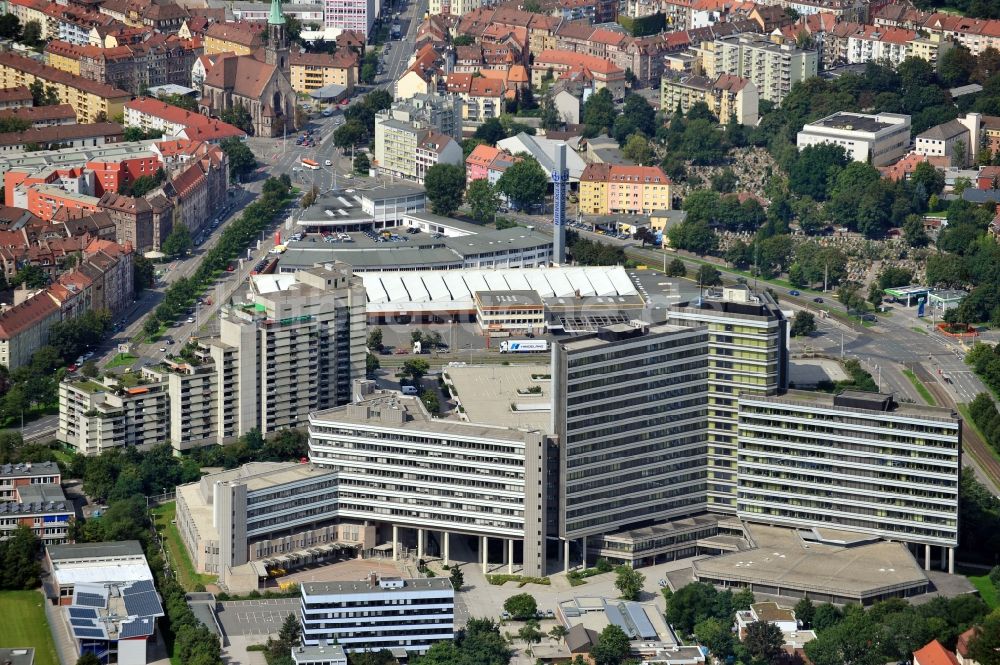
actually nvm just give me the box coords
[216,598,300,638]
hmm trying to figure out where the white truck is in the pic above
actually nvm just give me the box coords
[499,340,549,353]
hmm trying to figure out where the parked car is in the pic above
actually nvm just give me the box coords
[789,290,801,296]
[813,297,824,303]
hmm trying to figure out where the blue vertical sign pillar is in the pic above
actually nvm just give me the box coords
[552,142,568,265]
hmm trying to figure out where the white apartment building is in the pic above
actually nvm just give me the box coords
[386,94,463,141]
[551,322,710,570]
[374,114,462,183]
[797,111,912,166]
[324,0,378,37]
[712,34,818,105]
[300,575,454,653]
[59,376,170,456]
[668,286,788,513]
[737,390,961,572]
[309,381,550,576]
[915,113,982,168]
[428,0,480,15]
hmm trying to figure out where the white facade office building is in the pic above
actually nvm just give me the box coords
[551,322,710,569]
[300,574,454,653]
[737,390,961,572]
[797,112,912,166]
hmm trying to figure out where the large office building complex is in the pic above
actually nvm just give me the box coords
[551,322,710,568]
[737,390,961,572]
[669,286,788,513]
[300,574,454,653]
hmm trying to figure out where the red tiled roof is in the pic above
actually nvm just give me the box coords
[0,291,59,340]
[0,122,123,148]
[205,21,264,48]
[0,52,129,99]
[914,640,959,665]
[289,50,358,69]
[467,143,502,168]
[0,104,78,125]
[581,163,671,183]
[534,50,624,75]
[0,86,32,105]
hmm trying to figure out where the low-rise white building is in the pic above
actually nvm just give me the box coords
[796,111,911,166]
[915,113,982,167]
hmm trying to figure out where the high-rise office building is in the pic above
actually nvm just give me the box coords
[669,285,788,513]
[551,322,709,569]
[324,0,378,37]
[737,390,961,572]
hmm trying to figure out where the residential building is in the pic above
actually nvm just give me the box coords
[737,390,961,571]
[58,375,170,455]
[797,112,912,166]
[551,323,709,568]
[0,105,78,128]
[914,640,961,665]
[660,72,758,125]
[374,115,462,182]
[0,86,33,110]
[300,575,454,653]
[444,74,508,126]
[466,143,503,183]
[384,94,462,142]
[907,32,954,68]
[324,0,379,37]
[395,44,447,101]
[0,122,124,154]
[204,21,263,56]
[289,51,358,95]
[174,462,358,581]
[428,0,480,16]
[0,52,131,123]
[579,164,673,215]
[0,483,72,545]
[97,192,162,253]
[669,285,788,512]
[98,0,190,32]
[956,628,981,665]
[124,97,246,143]
[531,50,626,100]
[0,291,61,370]
[0,460,62,501]
[915,114,983,167]
[711,34,817,104]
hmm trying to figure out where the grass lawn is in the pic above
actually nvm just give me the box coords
[911,326,929,335]
[969,575,999,609]
[105,353,138,369]
[151,502,217,591]
[0,590,61,665]
[903,369,936,406]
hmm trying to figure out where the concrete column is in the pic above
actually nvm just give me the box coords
[392,525,399,561]
[508,539,514,574]
[482,535,488,575]
[940,546,946,570]
[924,544,931,571]
[948,547,955,574]
[417,528,424,560]
[581,535,587,570]
[563,539,570,574]
[443,531,450,567]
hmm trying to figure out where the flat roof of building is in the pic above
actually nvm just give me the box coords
[0,460,59,478]
[475,290,544,307]
[811,112,896,132]
[0,648,34,665]
[301,577,453,596]
[741,389,959,423]
[693,523,928,599]
[292,644,347,664]
[48,540,145,562]
[558,322,689,352]
[445,364,552,432]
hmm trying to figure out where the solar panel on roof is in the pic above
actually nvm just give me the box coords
[70,618,97,628]
[69,607,98,619]
[122,589,163,618]
[127,580,155,593]
[119,617,155,638]
[72,627,107,639]
[75,592,106,608]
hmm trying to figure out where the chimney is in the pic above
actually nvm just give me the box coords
[552,142,568,265]
[368,571,378,588]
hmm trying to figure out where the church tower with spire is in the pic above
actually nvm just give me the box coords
[264,0,289,73]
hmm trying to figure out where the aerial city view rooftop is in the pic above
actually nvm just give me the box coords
[0,0,999,663]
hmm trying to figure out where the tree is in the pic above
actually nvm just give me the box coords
[496,156,547,211]
[953,139,968,167]
[744,621,785,664]
[540,93,561,130]
[20,19,41,46]
[712,168,738,193]
[938,45,975,88]
[788,143,848,201]
[583,88,615,135]
[0,525,41,590]
[0,13,21,41]
[11,263,48,289]
[365,353,380,377]
[333,119,366,148]
[621,94,656,137]
[839,282,868,315]
[278,613,301,648]
[367,327,383,351]
[518,620,544,646]
[420,390,440,414]
[668,220,717,255]
[424,163,466,216]
[697,264,722,286]
[791,310,817,337]
[449,565,464,590]
[794,597,816,629]
[466,178,500,224]
[353,151,370,175]
[453,34,474,46]
[504,593,538,620]
[667,258,687,277]
[732,587,755,611]
[300,186,319,209]
[76,655,102,665]
[966,611,1000,665]
[811,603,843,633]
[621,133,654,165]
[402,358,430,384]
[591,624,631,665]
[220,101,253,134]
[903,214,930,248]
[694,617,735,660]
[219,137,256,180]
[474,118,506,144]
[162,224,192,258]
[80,361,98,378]
[614,564,645,601]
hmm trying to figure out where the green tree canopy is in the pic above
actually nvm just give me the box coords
[424,163,466,216]
[496,156,547,210]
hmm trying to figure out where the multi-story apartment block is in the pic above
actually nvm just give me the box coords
[661,72,758,125]
[0,482,72,545]
[374,114,462,183]
[324,0,378,38]
[309,382,550,576]
[444,74,507,126]
[124,97,246,142]
[579,164,673,216]
[204,22,264,56]
[797,111,912,166]
[289,51,358,95]
[551,323,709,568]
[669,286,788,513]
[711,34,817,105]
[737,390,961,572]
[145,352,233,453]
[0,52,130,123]
[0,460,61,501]
[429,0,480,16]
[58,375,170,455]
[385,94,463,141]
[531,50,626,99]
[0,86,33,110]
[300,575,454,654]
[0,291,61,370]
[175,461,353,578]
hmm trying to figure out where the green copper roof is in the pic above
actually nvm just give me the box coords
[268,0,285,25]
